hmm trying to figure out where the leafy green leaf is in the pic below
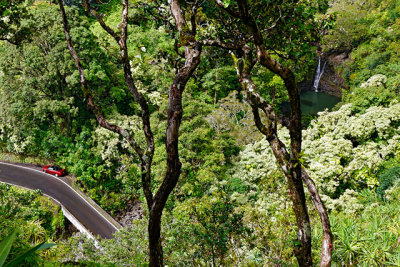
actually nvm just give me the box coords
[222,0,231,8]
[4,242,57,267]
[0,230,17,267]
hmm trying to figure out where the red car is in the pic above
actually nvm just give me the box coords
[42,165,66,177]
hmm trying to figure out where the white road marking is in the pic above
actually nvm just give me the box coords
[0,162,120,231]
[61,206,96,240]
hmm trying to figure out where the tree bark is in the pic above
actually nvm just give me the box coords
[235,61,313,265]
[141,1,203,264]
[148,41,202,267]
[78,0,202,265]
[302,169,333,267]
[217,0,333,264]
[148,210,164,266]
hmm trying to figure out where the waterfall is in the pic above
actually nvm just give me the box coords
[313,56,327,92]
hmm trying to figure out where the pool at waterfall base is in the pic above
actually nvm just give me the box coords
[282,91,341,117]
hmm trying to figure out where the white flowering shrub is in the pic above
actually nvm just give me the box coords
[7,133,34,154]
[205,92,262,145]
[384,180,400,201]
[325,189,363,214]
[304,103,400,204]
[360,74,387,88]
[134,79,165,107]
[232,103,400,213]
[94,115,143,165]
[0,122,34,154]
[228,126,298,265]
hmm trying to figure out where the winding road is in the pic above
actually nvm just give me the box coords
[0,162,120,239]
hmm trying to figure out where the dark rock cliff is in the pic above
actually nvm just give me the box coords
[299,52,350,98]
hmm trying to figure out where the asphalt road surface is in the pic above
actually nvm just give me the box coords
[0,162,118,239]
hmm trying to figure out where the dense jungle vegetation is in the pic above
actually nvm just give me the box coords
[1,0,400,266]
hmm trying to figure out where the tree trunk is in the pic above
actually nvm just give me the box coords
[142,1,203,264]
[148,210,163,266]
[267,135,312,266]
[302,168,333,267]
[59,0,202,265]
[234,62,313,265]
[148,43,201,265]
[206,0,333,264]
[289,165,312,266]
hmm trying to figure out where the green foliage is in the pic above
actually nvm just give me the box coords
[0,185,62,265]
[90,2,175,107]
[0,184,65,240]
[4,238,56,267]
[0,0,31,44]
[342,74,397,113]
[238,0,320,63]
[0,2,116,155]
[0,2,141,215]
[252,65,289,107]
[376,159,400,200]
[322,0,372,52]
[324,0,400,111]
[200,65,239,103]
[60,220,148,266]
[206,92,263,145]
[0,230,16,267]
[148,95,240,202]
[165,184,249,265]
[313,188,400,265]
[2,0,400,265]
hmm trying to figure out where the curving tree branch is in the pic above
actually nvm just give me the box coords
[64,0,203,265]
[82,0,121,43]
[231,49,313,265]
[81,0,156,210]
[57,0,144,160]
[219,0,333,265]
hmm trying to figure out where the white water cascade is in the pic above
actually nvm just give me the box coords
[313,56,327,92]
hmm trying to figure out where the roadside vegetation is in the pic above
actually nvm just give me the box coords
[0,184,63,266]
